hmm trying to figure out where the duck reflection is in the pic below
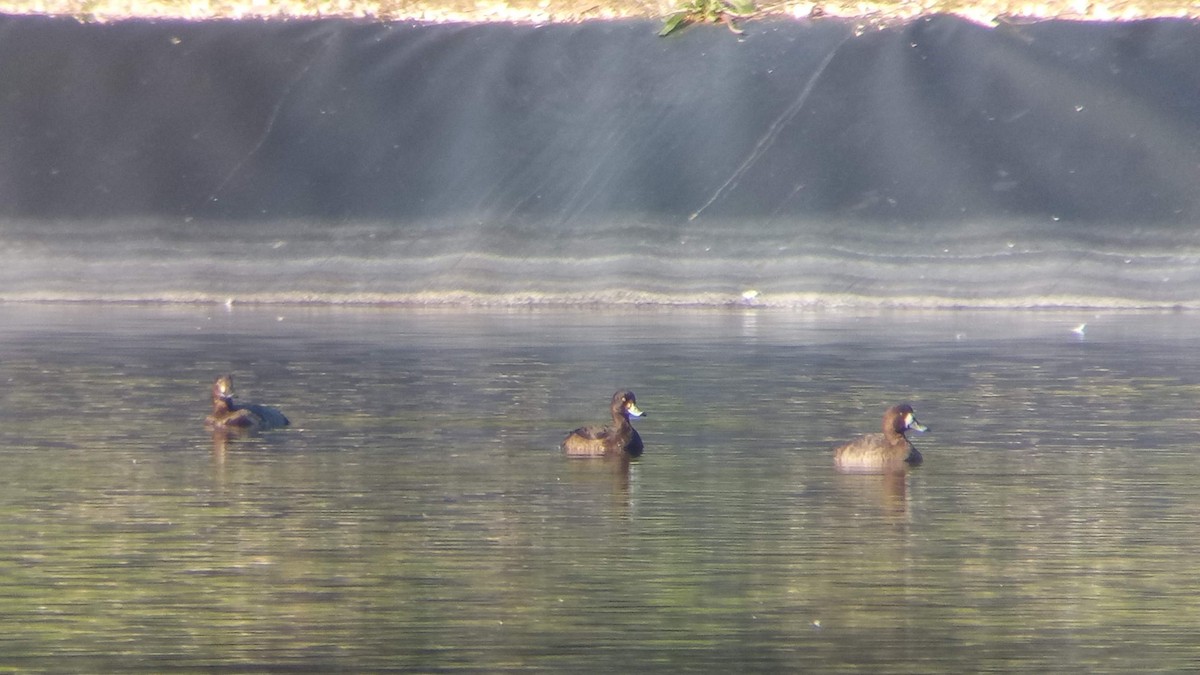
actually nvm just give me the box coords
[210,428,233,465]
[834,470,911,518]
[563,454,636,511]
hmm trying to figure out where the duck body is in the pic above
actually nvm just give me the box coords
[204,375,290,433]
[833,403,927,473]
[561,390,646,459]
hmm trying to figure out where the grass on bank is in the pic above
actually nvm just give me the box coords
[0,0,1197,23]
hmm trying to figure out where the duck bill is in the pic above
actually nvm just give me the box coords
[907,415,928,433]
[626,402,645,418]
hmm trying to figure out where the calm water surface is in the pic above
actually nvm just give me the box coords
[1,304,1199,672]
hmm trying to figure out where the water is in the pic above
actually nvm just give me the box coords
[2,303,1200,671]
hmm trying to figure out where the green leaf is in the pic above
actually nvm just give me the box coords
[727,0,757,15]
[658,12,690,36]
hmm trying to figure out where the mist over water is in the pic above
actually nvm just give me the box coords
[3,215,1200,308]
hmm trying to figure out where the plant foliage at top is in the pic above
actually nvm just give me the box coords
[659,0,758,36]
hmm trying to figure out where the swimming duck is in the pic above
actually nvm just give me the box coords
[833,403,928,473]
[561,390,646,458]
[204,374,290,432]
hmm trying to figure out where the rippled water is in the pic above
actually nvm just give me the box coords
[2,304,1200,671]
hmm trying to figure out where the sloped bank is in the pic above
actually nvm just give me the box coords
[0,15,1198,306]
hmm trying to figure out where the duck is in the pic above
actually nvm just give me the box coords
[833,403,928,473]
[204,374,290,432]
[561,390,646,458]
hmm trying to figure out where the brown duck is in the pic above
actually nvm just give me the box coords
[561,390,646,458]
[204,375,290,432]
[833,403,928,473]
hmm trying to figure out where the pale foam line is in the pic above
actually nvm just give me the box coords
[0,289,1196,310]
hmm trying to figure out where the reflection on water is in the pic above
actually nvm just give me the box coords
[833,471,912,519]
[3,305,1200,671]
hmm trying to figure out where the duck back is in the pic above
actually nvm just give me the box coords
[561,424,643,458]
[833,432,920,472]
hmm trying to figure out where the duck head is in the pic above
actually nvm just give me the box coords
[612,390,645,420]
[886,403,927,435]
